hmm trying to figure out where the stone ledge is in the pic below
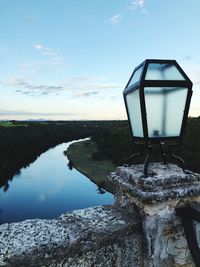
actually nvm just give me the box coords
[109,163,200,203]
[0,205,141,267]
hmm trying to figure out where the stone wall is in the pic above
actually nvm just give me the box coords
[1,163,200,266]
[0,205,143,267]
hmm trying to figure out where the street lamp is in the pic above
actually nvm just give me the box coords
[123,59,193,176]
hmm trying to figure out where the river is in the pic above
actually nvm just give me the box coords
[0,139,114,224]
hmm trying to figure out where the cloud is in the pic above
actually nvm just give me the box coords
[6,77,64,97]
[72,91,99,98]
[131,0,144,8]
[109,14,122,25]
[3,75,122,99]
[89,83,121,90]
[107,1,148,27]
[129,0,148,14]
[33,44,64,63]
[63,75,122,91]
[33,44,43,50]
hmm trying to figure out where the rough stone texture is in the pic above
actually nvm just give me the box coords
[0,205,142,267]
[1,163,200,267]
[109,163,200,204]
[109,163,200,267]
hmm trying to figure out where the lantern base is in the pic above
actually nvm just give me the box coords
[129,142,187,177]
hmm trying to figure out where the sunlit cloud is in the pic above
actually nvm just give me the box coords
[109,14,122,25]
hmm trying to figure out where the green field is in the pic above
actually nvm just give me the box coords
[65,140,116,194]
[0,121,27,127]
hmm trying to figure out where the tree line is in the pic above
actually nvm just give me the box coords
[92,117,200,173]
[0,121,114,192]
[0,118,199,193]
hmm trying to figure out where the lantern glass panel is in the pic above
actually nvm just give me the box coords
[144,87,188,138]
[126,89,144,137]
[145,63,185,80]
[128,66,143,87]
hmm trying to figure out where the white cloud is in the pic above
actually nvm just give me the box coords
[33,44,64,63]
[5,77,64,97]
[132,0,144,8]
[3,74,122,99]
[129,0,148,14]
[109,14,122,25]
[33,44,43,50]
[107,1,148,27]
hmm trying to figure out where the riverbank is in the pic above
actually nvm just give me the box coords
[1,140,114,224]
[65,140,116,194]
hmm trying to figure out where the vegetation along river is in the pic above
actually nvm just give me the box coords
[0,139,114,224]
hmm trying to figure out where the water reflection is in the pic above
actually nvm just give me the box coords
[0,139,114,224]
[68,160,74,170]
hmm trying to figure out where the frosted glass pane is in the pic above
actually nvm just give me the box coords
[144,87,188,137]
[126,90,143,137]
[145,63,185,80]
[128,66,143,87]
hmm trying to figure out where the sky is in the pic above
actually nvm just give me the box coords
[0,0,200,120]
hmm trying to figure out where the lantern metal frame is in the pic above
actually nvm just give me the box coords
[123,59,193,176]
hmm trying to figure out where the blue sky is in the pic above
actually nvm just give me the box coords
[0,0,200,120]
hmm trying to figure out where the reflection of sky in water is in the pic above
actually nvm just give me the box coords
[0,139,114,224]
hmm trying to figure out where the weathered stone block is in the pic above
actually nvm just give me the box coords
[109,163,200,266]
